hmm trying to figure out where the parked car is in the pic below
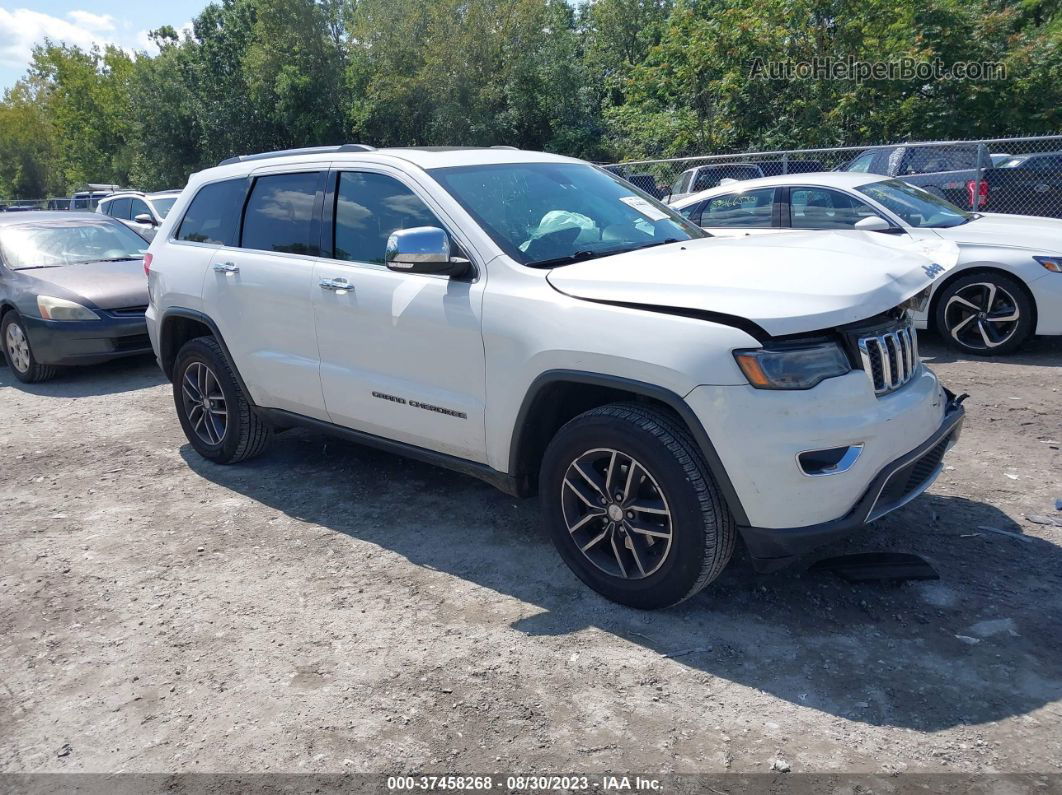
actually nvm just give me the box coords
[46,198,71,210]
[671,172,1062,356]
[0,212,151,383]
[836,144,992,210]
[98,189,182,240]
[70,184,122,211]
[669,163,765,202]
[981,151,1062,219]
[146,145,964,609]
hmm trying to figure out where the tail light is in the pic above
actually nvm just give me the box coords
[143,252,153,277]
[966,179,988,209]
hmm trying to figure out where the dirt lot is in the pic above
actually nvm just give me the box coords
[1,335,1061,778]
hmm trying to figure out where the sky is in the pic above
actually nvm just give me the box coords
[0,0,210,91]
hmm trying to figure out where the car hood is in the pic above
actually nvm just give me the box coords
[931,213,1062,253]
[545,232,959,337]
[19,258,147,311]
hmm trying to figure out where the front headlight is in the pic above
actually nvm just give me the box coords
[734,342,851,390]
[37,295,100,321]
[1034,256,1062,274]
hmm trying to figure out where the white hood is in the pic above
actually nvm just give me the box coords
[546,231,959,337]
[932,213,1062,253]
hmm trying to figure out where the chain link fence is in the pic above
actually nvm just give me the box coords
[605,135,1062,219]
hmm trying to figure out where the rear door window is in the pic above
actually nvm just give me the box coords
[699,188,776,227]
[176,179,248,245]
[107,197,132,219]
[241,172,323,255]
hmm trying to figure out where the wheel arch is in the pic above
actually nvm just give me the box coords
[507,370,750,525]
[928,265,1037,332]
[158,308,256,403]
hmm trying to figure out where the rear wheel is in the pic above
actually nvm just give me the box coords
[2,312,58,383]
[934,272,1034,356]
[173,336,272,463]
[539,403,734,609]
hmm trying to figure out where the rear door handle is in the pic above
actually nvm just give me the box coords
[213,262,239,274]
[319,278,353,292]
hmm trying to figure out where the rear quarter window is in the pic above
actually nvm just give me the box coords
[175,179,248,246]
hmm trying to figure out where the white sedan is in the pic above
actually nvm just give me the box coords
[670,172,1062,356]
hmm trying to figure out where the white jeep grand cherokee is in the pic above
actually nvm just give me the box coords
[146,145,965,609]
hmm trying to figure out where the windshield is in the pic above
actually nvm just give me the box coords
[428,162,705,266]
[857,179,973,228]
[0,221,148,269]
[152,196,178,218]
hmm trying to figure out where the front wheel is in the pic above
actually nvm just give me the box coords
[2,312,57,383]
[934,272,1034,356]
[539,403,735,609]
[172,336,272,463]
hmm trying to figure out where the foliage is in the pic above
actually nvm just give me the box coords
[0,0,1057,197]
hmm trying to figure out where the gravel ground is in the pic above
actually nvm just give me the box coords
[1,334,1061,777]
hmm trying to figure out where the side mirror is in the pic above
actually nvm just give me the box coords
[134,213,156,226]
[385,227,470,277]
[854,215,895,232]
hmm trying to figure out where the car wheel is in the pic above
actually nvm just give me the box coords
[934,272,1034,356]
[539,403,735,609]
[1,312,58,383]
[173,336,272,463]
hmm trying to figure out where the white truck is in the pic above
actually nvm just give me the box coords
[145,145,965,608]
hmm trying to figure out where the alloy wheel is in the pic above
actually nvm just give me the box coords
[180,361,228,445]
[4,321,31,373]
[943,281,1021,351]
[560,447,673,580]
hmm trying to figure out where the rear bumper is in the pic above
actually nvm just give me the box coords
[739,392,965,571]
[22,313,151,366]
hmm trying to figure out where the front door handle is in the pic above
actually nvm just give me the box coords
[319,278,353,292]
[213,262,239,274]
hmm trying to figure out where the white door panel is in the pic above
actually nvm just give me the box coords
[314,262,487,460]
[203,248,328,419]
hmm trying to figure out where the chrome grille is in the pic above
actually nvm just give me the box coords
[858,322,918,395]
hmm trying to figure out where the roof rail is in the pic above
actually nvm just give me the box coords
[218,144,375,167]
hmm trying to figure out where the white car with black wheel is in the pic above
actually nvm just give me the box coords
[145,146,966,609]
[671,172,1062,356]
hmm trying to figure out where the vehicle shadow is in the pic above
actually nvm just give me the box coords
[0,354,164,396]
[918,330,1062,367]
[182,430,1062,732]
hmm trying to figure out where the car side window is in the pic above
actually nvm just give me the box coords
[107,197,131,220]
[176,178,248,245]
[240,172,322,255]
[129,198,151,220]
[676,201,704,222]
[844,152,876,173]
[790,188,879,230]
[333,171,443,265]
[699,188,775,228]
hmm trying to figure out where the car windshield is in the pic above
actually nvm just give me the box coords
[428,162,705,266]
[152,197,178,218]
[857,179,973,228]
[0,221,148,269]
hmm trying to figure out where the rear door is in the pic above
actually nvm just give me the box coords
[201,166,330,420]
[312,166,487,461]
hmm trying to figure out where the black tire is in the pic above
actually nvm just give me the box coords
[1,311,58,383]
[539,403,735,609]
[172,336,272,463]
[933,271,1035,356]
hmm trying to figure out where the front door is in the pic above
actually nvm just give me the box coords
[313,168,487,462]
